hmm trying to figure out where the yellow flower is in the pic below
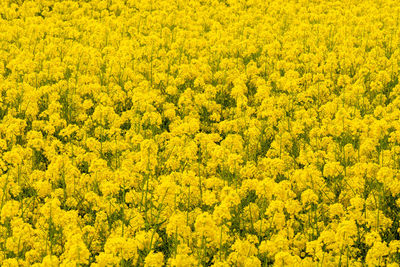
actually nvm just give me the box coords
[61,234,90,265]
[1,200,20,223]
[194,212,218,247]
[144,251,164,267]
[301,189,318,206]
[41,255,59,267]
[366,241,389,267]
[168,254,198,267]
[94,253,119,267]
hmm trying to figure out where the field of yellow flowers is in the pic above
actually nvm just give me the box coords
[1,0,400,266]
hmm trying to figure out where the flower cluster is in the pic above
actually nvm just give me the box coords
[1,0,400,266]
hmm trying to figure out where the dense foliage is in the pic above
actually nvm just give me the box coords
[1,0,400,266]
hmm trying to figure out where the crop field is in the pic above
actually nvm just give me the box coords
[1,0,400,266]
